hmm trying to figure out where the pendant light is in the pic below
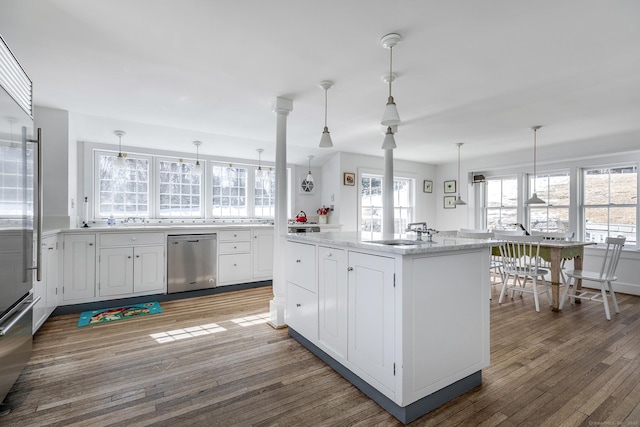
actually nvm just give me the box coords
[453,142,467,206]
[114,130,126,169]
[380,33,402,127]
[193,140,202,175]
[381,126,397,150]
[256,148,264,179]
[305,155,314,183]
[319,80,334,148]
[525,126,545,205]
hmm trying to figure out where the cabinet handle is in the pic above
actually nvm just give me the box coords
[296,303,301,307]
[136,255,140,258]
[234,246,237,249]
[327,252,332,257]
[128,256,132,259]
[347,267,353,271]
[89,243,93,246]
[296,259,301,263]
[47,247,54,251]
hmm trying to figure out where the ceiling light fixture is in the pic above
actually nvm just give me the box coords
[380,33,402,127]
[256,148,264,179]
[193,140,202,175]
[306,155,314,183]
[525,126,545,205]
[453,142,467,206]
[381,126,397,150]
[114,130,126,169]
[319,80,334,148]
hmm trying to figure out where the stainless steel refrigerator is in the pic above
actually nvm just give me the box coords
[0,35,42,409]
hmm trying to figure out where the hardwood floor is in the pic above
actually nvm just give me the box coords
[3,285,640,426]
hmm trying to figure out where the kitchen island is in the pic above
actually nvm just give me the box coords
[285,231,492,424]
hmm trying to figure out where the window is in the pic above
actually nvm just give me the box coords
[97,153,150,218]
[254,168,275,217]
[211,164,248,217]
[485,176,517,230]
[583,166,637,245]
[0,143,33,217]
[158,159,201,217]
[528,171,570,232]
[360,174,413,233]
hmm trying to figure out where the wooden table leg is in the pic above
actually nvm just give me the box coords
[573,248,584,304]
[550,247,561,311]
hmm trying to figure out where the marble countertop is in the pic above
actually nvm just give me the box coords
[286,231,493,255]
[52,223,274,234]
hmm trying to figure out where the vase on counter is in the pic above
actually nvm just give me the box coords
[318,215,327,224]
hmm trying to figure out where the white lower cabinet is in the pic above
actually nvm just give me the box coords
[286,281,318,341]
[218,229,252,285]
[252,228,273,280]
[33,235,60,332]
[133,246,165,293]
[318,246,347,360]
[62,234,96,301]
[99,245,165,297]
[347,251,396,393]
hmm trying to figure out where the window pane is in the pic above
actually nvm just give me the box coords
[98,154,149,218]
[254,168,275,217]
[547,173,570,205]
[360,175,411,234]
[157,160,201,217]
[584,169,610,205]
[212,165,247,217]
[610,166,637,205]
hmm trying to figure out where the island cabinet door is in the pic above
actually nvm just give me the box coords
[347,251,396,394]
[286,241,316,292]
[318,246,347,361]
[286,281,317,341]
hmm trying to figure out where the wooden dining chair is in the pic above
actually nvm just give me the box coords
[530,231,575,283]
[559,236,626,320]
[457,231,504,289]
[495,234,550,312]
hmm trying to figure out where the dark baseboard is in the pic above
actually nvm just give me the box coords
[52,280,272,316]
[288,327,482,425]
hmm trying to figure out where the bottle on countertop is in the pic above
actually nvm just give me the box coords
[107,215,116,227]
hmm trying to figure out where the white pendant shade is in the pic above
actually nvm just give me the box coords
[453,195,467,206]
[381,126,397,149]
[319,80,334,148]
[114,130,127,170]
[256,148,264,178]
[306,155,314,182]
[525,192,545,205]
[115,153,126,169]
[319,126,333,148]
[381,96,401,126]
[193,161,202,175]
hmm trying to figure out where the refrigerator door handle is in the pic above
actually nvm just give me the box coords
[24,127,43,282]
[0,296,40,337]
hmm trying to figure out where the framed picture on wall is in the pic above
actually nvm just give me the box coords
[344,172,355,186]
[423,180,433,193]
[444,180,456,194]
[444,196,456,209]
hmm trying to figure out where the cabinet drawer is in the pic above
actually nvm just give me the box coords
[218,253,252,283]
[218,230,251,242]
[219,241,251,254]
[100,232,164,247]
[287,241,316,292]
[286,282,318,341]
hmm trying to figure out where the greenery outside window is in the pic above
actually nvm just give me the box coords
[528,171,570,232]
[583,165,637,245]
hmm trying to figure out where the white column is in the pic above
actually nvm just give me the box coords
[383,148,394,237]
[269,97,293,328]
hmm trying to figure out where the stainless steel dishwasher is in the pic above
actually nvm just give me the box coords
[167,234,217,293]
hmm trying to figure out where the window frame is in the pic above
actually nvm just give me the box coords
[483,174,519,231]
[526,170,571,233]
[359,171,415,234]
[581,164,637,246]
[155,156,203,218]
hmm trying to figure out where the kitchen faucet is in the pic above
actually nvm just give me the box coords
[406,222,438,242]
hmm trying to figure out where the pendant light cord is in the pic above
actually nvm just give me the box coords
[457,144,461,197]
[324,88,328,128]
[388,46,393,98]
[533,127,537,193]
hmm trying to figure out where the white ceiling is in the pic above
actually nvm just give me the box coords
[1,0,640,166]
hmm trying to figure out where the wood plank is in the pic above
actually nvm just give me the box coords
[3,287,640,426]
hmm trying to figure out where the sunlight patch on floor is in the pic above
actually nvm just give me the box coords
[150,323,227,343]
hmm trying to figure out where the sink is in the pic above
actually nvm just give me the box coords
[367,239,424,246]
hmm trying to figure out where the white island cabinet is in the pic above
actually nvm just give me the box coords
[285,232,492,424]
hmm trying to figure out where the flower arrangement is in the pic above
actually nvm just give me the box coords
[317,206,329,215]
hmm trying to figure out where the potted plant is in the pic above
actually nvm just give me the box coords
[317,206,329,224]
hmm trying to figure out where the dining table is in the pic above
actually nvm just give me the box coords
[492,240,595,311]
